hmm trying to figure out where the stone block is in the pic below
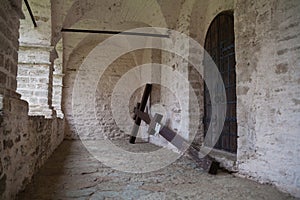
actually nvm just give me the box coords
[3,139,13,150]
[0,54,4,67]
[0,71,7,86]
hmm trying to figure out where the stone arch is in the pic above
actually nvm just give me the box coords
[62,34,108,138]
[189,0,234,45]
[62,22,157,139]
[62,0,167,30]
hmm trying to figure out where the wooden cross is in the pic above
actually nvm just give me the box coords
[129,83,220,174]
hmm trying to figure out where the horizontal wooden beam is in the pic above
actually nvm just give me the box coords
[61,28,169,38]
[24,0,37,27]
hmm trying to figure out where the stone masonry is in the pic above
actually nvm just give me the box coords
[0,0,64,199]
[16,140,297,200]
[0,0,299,199]
[17,0,56,118]
[234,0,300,196]
[60,0,300,197]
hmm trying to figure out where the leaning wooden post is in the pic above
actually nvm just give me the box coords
[132,103,141,121]
[129,84,152,144]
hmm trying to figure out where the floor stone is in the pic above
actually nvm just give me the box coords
[16,140,298,200]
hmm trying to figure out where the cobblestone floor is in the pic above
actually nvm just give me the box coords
[16,140,297,200]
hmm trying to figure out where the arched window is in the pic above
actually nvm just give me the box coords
[204,12,237,153]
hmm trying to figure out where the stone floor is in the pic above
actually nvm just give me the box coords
[16,140,297,200]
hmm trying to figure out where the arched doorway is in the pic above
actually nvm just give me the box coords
[204,12,237,153]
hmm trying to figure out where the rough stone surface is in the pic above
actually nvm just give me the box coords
[59,0,300,197]
[17,0,62,118]
[16,140,297,200]
[94,50,151,140]
[52,40,64,119]
[17,45,55,118]
[0,0,23,94]
[234,0,300,197]
[0,0,65,199]
[0,97,64,200]
[1,0,298,199]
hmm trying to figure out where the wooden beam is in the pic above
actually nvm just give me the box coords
[133,109,220,174]
[188,146,220,175]
[129,84,152,144]
[24,0,37,27]
[61,28,169,38]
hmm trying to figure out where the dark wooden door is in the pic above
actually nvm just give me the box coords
[204,12,237,153]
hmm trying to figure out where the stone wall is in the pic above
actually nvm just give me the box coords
[17,0,57,118]
[1,107,64,199]
[188,65,204,147]
[95,50,151,140]
[0,0,22,95]
[235,0,300,197]
[62,34,109,139]
[17,45,55,118]
[186,0,300,196]
[0,0,25,197]
[0,0,64,199]
[62,34,156,140]
[60,0,299,197]
[52,41,64,119]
